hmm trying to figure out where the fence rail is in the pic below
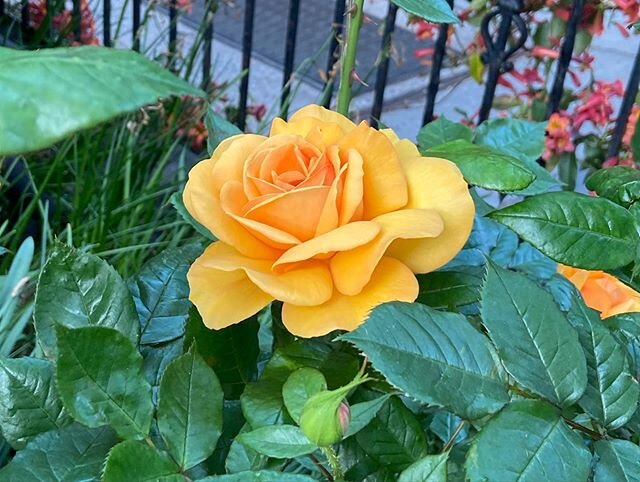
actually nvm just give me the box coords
[1,0,639,159]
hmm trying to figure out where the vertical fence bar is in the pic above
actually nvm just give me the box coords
[478,0,526,123]
[21,0,29,40]
[168,0,178,68]
[321,0,346,108]
[423,0,453,125]
[238,0,256,131]
[606,43,640,160]
[280,0,301,118]
[73,0,81,41]
[0,0,4,18]
[103,0,111,46]
[370,3,398,128]
[546,0,584,117]
[202,1,216,90]
[132,0,141,50]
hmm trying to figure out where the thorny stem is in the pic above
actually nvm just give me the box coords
[563,417,603,440]
[322,446,345,480]
[442,420,468,453]
[309,453,334,481]
[337,0,365,115]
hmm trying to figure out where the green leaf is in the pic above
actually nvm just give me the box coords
[390,0,459,23]
[141,338,184,402]
[632,119,640,162]
[567,296,639,429]
[480,262,587,406]
[423,139,536,192]
[344,394,392,438]
[34,243,139,359]
[0,424,118,482]
[466,401,591,482]
[184,309,260,399]
[282,368,327,424]
[489,192,639,270]
[340,302,509,419]
[594,439,640,482]
[225,425,267,474]
[198,472,317,482]
[130,244,202,345]
[0,357,70,449]
[157,344,224,470]
[355,397,428,472]
[237,425,316,459]
[56,325,153,440]
[170,191,216,240]
[417,116,472,149]
[475,118,559,195]
[585,166,640,207]
[102,440,182,482]
[416,268,483,310]
[206,106,242,154]
[0,46,204,156]
[429,411,468,446]
[398,453,449,482]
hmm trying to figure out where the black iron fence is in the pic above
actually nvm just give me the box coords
[1,0,639,158]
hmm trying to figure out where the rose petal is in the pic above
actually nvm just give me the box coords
[271,117,346,147]
[288,105,357,134]
[338,148,364,224]
[220,181,301,249]
[380,128,420,160]
[338,122,408,219]
[211,134,266,193]
[386,156,474,273]
[330,209,444,296]
[273,221,381,268]
[281,257,418,338]
[188,246,274,329]
[198,242,333,306]
[183,159,280,258]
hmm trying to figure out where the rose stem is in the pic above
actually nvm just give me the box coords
[336,0,365,116]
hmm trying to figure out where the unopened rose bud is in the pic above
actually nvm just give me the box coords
[338,402,351,433]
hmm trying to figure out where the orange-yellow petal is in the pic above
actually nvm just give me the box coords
[270,117,346,146]
[210,134,266,192]
[380,128,420,161]
[183,159,280,259]
[338,122,408,219]
[281,257,418,338]
[330,209,444,296]
[198,242,332,306]
[339,149,364,225]
[288,105,357,134]
[273,221,381,268]
[386,156,474,273]
[188,248,273,329]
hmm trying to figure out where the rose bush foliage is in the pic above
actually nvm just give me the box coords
[4,106,640,481]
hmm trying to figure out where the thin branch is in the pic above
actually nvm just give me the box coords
[563,417,603,440]
[309,453,333,481]
[442,420,468,453]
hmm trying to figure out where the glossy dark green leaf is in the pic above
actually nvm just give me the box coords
[594,439,640,482]
[0,424,118,482]
[225,425,267,474]
[465,401,592,482]
[237,425,316,459]
[429,411,468,446]
[586,166,640,207]
[102,440,182,482]
[34,243,139,358]
[198,472,317,482]
[398,453,448,482]
[475,118,560,195]
[604,312,640,338]
[141,338,184,403]
[157,345,224,470]
[416,268,483,309]
[567,296,639,429]
[282,368,327,424]
[130,244,202,345]
[0,46,204,156]
[56,325,153,440]
[417,116,472,149]
[481,262,587,406]
[489,192,639,270]
[207,399,246,474]
[184,309,260,399]
[344,394,391,438]
[206,107,242,154]
[0,357,70,449]
[170,191,216,240]
[390,0,458,23]
[340,302,509,419]
[355,397,428,472]
[423,140,535,192]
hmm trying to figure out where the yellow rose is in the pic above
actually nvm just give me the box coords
[184,105,474,337]
[558,265,640,318]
